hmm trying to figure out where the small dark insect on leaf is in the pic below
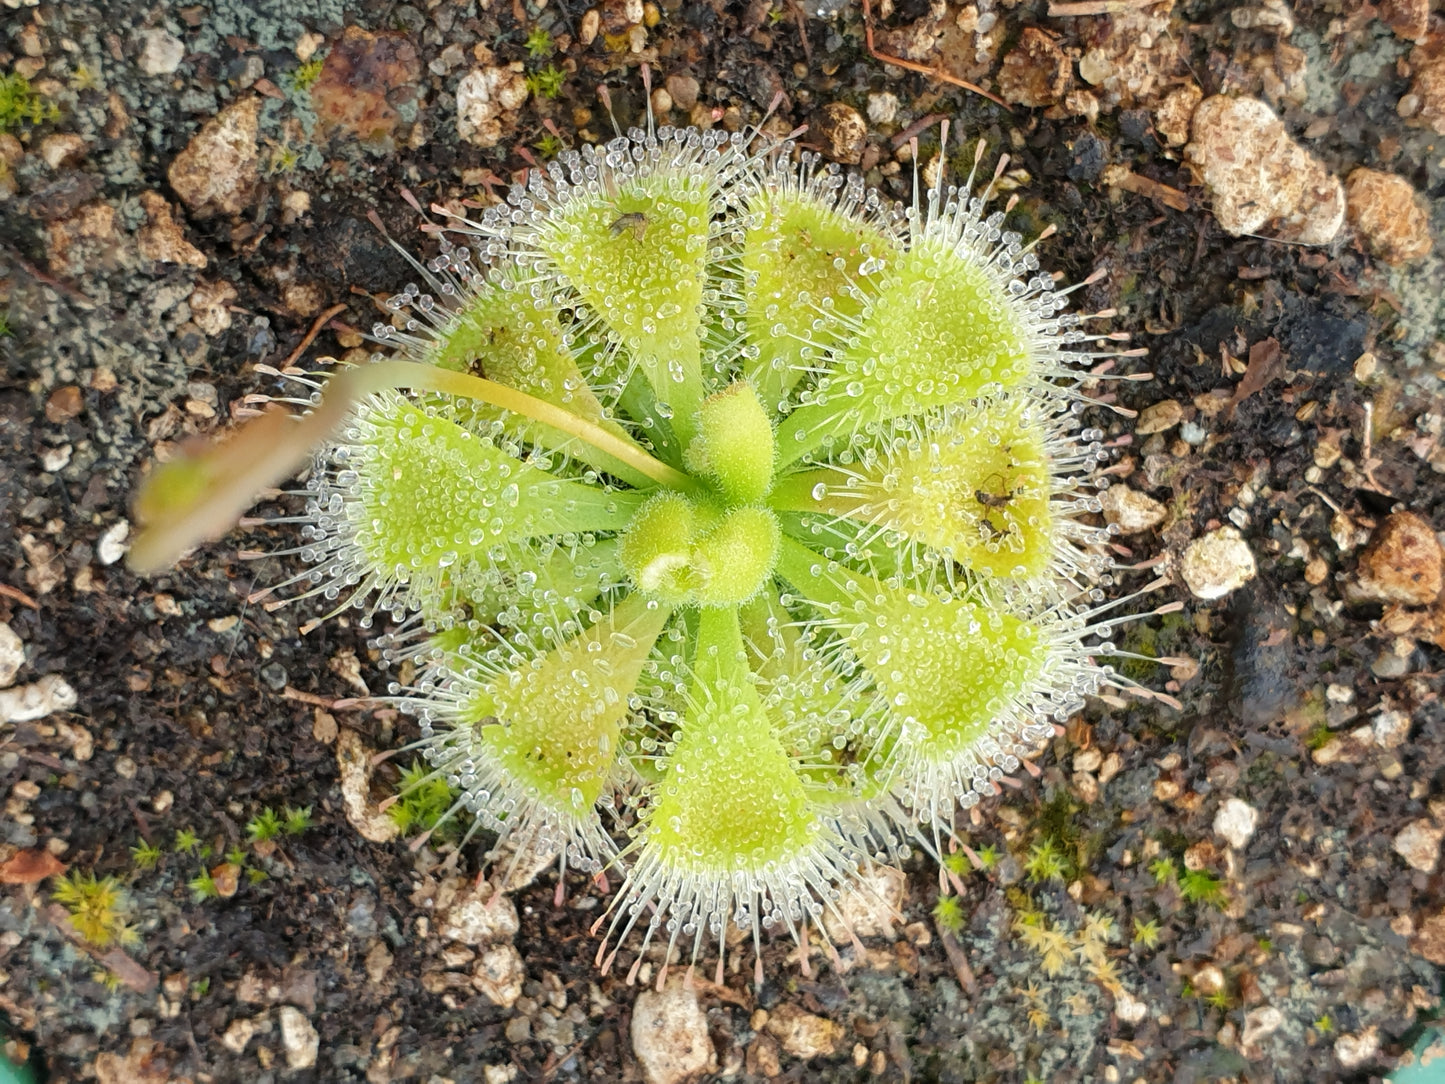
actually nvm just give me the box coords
[975,488,1016,509]
[609,212,649,241]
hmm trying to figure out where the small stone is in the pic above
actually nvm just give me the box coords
[167,97,261,217]
[823,865,904,943]
[1380,0,1429,43]
[277,1006,319,1070]
[1355,512,1443,606]
[1240,1006,1283,1051]
[1115,988,1148,1024]
[765,1004,844,1059]
[813,102,867,165]
[45,386,83,423]
[1345,169,1432,264]
[456,65,528,149]
[1334,1027,1379,1070]
[1136,399,1184,434]
[1078,48,1114,86]
[40,445,71,472]
[335,728,400,843]
[866,91,899,126]
[1214,797,1259,850]
[631,978,717,1084]
[1372,648,1412,679]
[1099,485,1166,534]
[579,9,601,45]
[0,675,77,723]
[0,624,23,688]
[1230,0,1294,33]
[137,191,207,268]
[295,31,325,62]
[138,28,185,75]
[996,27,1071,108]
[1180,526,1258,600]
[1408,37,1445,134]
[210,862,240,898]
[1413,908,1445,964]
[1193,964,1225,996]
[220,1016,256,1054]
[1393,818,1444,873]
[1372,709,1411,749]
[747,1036,782,1078]
[438,880,520,945]
[97,520,129,566]
[1185,95,1344,245]
[39,133,86,170]
[189,280,237,337]
[1155,84,1203,147]
[651,88,672,115]
[665,74,699,112]
[471,943,525,1008]
[281,282,326,318]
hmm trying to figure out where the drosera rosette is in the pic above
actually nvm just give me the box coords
[128,104,1184,985]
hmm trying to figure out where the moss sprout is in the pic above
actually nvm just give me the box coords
[51,872,136,947]
[0,73,58,134]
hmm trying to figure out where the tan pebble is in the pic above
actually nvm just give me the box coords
[813,102,867,165]
[40,133,87,170]
[1394,818,1444,873]
[168,97,261,217]
[1379,0,1430,44]
[633,978,717,1084]
[1100,485,1167,534]
[1345,168,1432,264]
[1180,526,1258,600]
[1185,95,1344,245]
[995,27,1071,108]
[1136,399,1184,434]
[1355,511,1443,606]
[456,66,528,149]
[765,1004,844,1059]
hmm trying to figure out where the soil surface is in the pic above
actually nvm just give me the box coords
[2,0,1444,1082]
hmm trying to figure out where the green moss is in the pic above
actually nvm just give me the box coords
[1024,837,1069,883]
[525,64,565,99]
[288,55,325,92]
[388,762,464,842]
[524,27,554,57]
[1179,868,1227,909]
[0,73,58,134]
[52,872,134,946]
[933,893,965,934]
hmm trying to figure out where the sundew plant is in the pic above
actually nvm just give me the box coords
[132,118,1167,985]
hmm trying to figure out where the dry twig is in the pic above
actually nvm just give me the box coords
[862,0,1011,110]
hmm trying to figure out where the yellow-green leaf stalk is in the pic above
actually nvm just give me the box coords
[128,121,1155,984]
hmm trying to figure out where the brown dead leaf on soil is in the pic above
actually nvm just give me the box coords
[0,849,66,884]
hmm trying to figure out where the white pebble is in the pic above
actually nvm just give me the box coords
[97,520,130,566]
[1394,819,1444,874]
[0,623,23,688]
[0,674,77,723]
[1180,526,1257,600]
[278,1006,319,1070]
[632,979,717,1084]
[138,28,185,76]
[1213,797,1259,850]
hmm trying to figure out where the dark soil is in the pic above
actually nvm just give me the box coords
[1,0,1442,1082]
